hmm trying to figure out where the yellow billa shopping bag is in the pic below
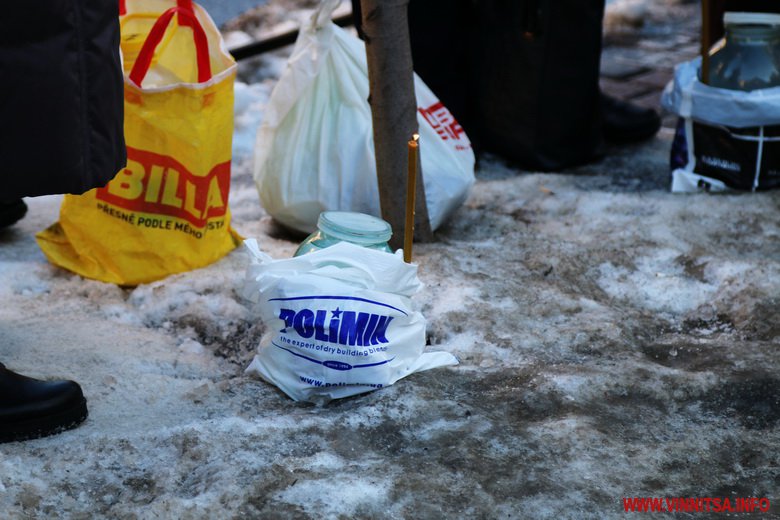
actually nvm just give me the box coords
[37,0,240,285]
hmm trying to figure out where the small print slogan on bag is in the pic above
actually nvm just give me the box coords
[37,0,241,285]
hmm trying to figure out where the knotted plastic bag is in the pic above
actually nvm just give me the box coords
[243,240,458,403]
[253,0,475,234]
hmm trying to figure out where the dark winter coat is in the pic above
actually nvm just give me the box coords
[0,0,126,200]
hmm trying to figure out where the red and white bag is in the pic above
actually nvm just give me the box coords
[253,0,475,234]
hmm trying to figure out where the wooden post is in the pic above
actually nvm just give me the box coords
[359,0,433,250]
[701,0,712,84]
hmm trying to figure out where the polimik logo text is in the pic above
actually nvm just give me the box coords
[96,147,230,228]
[279,308,393,347]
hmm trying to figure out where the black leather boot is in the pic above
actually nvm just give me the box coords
[0,199,27,229]
[0,363,88,443]
[601,93,662,144]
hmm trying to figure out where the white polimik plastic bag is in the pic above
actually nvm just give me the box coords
[253,0,475,234]
[243,239,458,403]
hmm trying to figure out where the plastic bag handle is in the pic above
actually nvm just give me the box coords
[310,0,341,29]
[129,6,212,86]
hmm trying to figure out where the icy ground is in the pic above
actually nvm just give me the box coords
[1,1,779,519]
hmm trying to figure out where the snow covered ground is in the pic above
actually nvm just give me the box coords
[196,0,268,27]
[1,1,779,518]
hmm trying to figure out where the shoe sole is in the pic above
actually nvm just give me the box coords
[0,398,88,444]
[0,201,28,229]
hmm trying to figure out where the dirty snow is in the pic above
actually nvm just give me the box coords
[1,0,779,518]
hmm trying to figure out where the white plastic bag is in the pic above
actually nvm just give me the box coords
[243,239,459,402]
[662,58,780,192]
[253,0,475,234]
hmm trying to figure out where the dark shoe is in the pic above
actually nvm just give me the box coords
[0,363,88,443]
[601,93,661,144]
[0,199,27,229]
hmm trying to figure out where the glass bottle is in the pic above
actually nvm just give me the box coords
[707,12,780,91]
[294,211,393,257]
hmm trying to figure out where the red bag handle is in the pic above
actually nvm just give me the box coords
[129,6,212,86]
[119,1,196,25]
[175,0,195,27]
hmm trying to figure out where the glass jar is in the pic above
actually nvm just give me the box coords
[707,12,780,91]
[294,211,393,257]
